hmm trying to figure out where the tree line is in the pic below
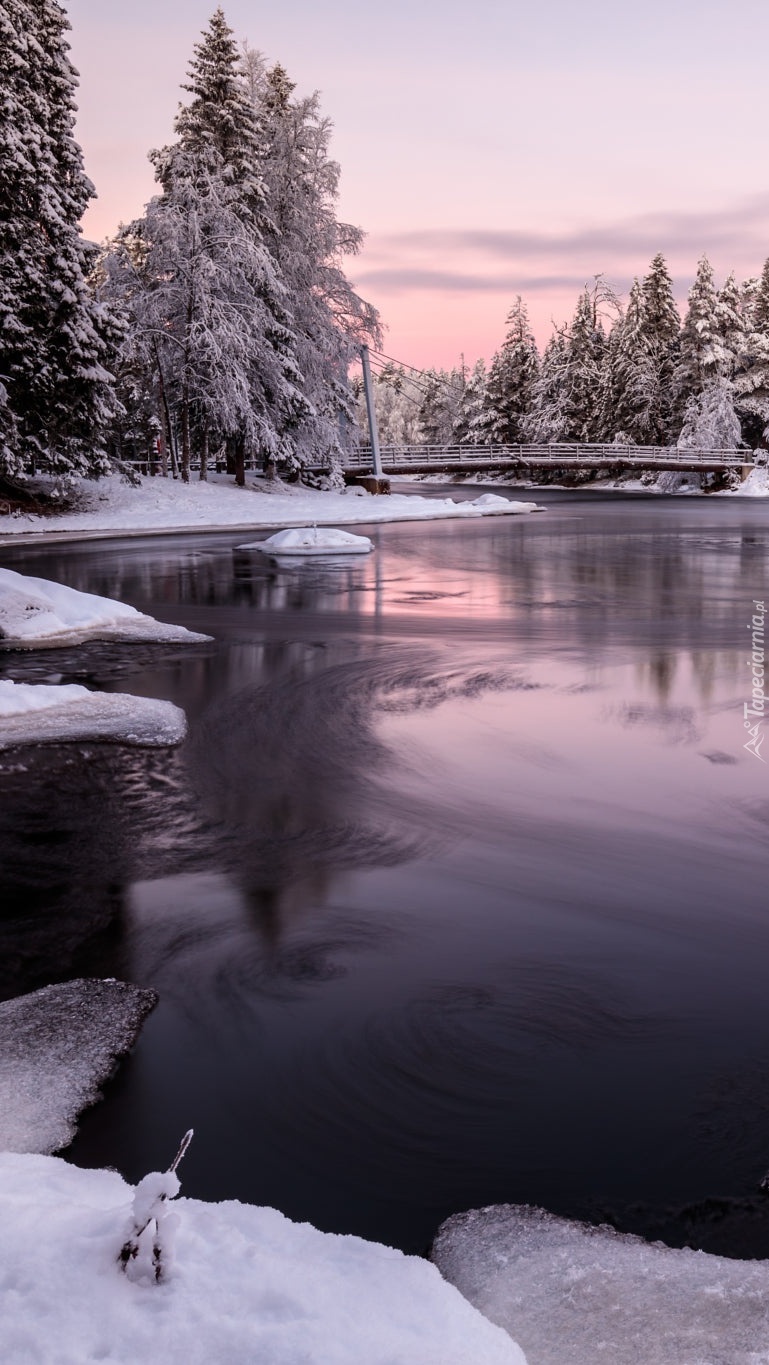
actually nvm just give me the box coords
[365,255,769,456]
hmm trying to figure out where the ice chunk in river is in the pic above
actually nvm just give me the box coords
[0,566,211,646]
[243,525,374,555]
[0,678,187,749]
[432,1203,769,1365]
[0,979,157,1154]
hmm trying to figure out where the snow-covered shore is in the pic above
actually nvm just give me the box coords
[0,1153,526,1365]
[0,473,539,544]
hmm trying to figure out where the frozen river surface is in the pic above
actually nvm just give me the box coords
[1,486,768,1257]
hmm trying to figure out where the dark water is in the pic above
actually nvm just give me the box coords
[2,485,769,1257]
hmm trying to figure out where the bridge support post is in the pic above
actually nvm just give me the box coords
[360,345,385,479]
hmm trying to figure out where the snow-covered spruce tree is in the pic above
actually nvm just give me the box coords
[672,256,734,432]
[255,62,379,473]
[452,358,488,444]
[715,272,746,370]
[601,279,657,443]
[560,288,606,441]
[677,377,742,451]
[105,9,308,484]
[522,326,569,442]
[735,258,769,447]
[482,297,539,444]
[640,252,680,443]
[0,0,121,483]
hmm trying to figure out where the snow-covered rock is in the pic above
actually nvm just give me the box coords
[432,1203,769,1365]
[0,679,187,749]
[0,979,157,1154]
[0,1153,527,1365]
[471,493,536,512]
[246,525,375,555]
[0,566,211,646]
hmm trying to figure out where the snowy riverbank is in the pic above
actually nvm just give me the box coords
[0,1153,526,1365]
[0,473,539,543]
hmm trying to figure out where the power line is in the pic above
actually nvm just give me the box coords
[367,348,465,402]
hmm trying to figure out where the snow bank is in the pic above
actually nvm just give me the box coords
[0,679,187,749]
[727,464,769,497]
[0,1154,527,1365]
[0,979,157,1154]
[246,525,374,555]
[432,1204,769,1365]
[0,473,540,542]
[0,566,211,645]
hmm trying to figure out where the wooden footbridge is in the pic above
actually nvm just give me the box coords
[341,442,758,477]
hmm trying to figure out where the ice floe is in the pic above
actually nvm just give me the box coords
[0,979,157,1154]
[246,526,375,555]
[0,1153,527,1364]
[432,1203,769,1365]
[0,678,187,749]
[0,566,211,646]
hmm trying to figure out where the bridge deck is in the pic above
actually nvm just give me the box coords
[340,442,755,477]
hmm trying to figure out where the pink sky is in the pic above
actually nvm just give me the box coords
[65,0,769,370]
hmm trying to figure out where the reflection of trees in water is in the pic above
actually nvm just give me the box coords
[0,636,526,999]
[185,647,526,942]
[0,744,201,1000]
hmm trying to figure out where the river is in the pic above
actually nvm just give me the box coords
[1,485,768,1256]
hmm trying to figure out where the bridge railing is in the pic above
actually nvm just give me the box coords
[347,442,754,468]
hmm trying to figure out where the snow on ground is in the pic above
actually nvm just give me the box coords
[0,473,540,543]
[0,1154,527,1365]
[0,980,157,1154]
[0,678,187,749]
[727,464,769,497]
[246,525,375,555]
[0,566,211,646]
[432,1204,769,1365]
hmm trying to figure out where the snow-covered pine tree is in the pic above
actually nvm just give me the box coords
[677,377,742,451]
[256,63,380,473]
[561,288,605,441]
[602,279,656,443]
[482,297,539,444]
[640,253,680,443]
[672,256,733,432]
[452,358,488,444]
[0,0,120,483]
[522,326,569,442]
[734,258,769,447]
[715,272,746,372]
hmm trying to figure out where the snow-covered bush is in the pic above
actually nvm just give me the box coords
[119,1130,192,1284]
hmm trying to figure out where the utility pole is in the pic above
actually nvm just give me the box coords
[360,344,384,478]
